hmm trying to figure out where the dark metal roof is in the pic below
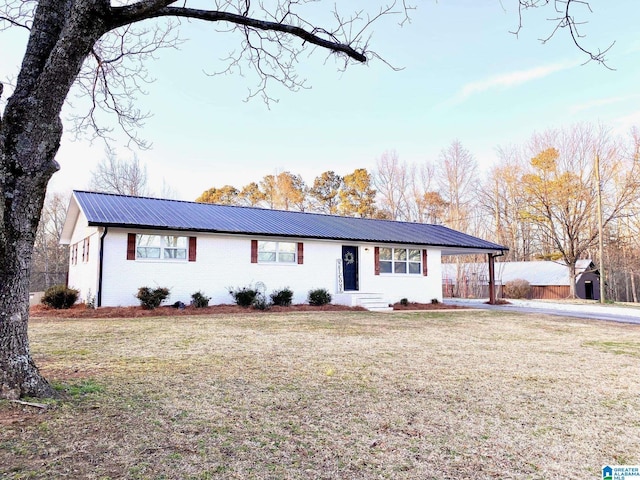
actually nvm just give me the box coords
[72,190,507,252]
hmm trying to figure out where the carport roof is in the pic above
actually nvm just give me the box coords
[62,190,508,255]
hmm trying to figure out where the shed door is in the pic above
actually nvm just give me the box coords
[342,246,359,291]
[584,281,594,300]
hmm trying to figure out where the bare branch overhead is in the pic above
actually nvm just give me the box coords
[514,0,615,68]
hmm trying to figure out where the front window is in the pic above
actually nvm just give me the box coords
[380,247,422,275]
[258,241,297,263]
[136,234,187,260]
[163,236,187,259]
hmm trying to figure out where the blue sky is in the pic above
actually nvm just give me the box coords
[2,1,639,200]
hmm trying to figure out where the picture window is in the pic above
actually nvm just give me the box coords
[379,247,422,275]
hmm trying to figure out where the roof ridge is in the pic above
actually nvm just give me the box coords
[74,189,446,226]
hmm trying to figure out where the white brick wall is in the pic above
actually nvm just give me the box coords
[65,211,101,304]
[358,246,443,304]
[77,226,444,307]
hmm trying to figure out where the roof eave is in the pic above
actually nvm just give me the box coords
[86,221,508,251]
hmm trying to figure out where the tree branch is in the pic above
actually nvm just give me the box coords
[110,5,367,63]
[513,0,614,68]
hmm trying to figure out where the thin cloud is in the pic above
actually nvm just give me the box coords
[610,110,640,136]
[444,62,575,107]
[569,95,640,115]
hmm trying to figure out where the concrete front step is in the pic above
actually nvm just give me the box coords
[355,294,394,312]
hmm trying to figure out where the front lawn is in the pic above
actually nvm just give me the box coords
[2,310,639,479]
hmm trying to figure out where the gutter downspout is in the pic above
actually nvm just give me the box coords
[97,227,108,307]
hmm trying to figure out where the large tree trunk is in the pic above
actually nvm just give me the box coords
[0,68,68,398]
[0,181,56,399]
[0,0,107,399]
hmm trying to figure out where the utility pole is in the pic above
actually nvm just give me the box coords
[595,154,606,303]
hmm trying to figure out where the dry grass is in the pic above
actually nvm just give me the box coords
[2,310,640,479]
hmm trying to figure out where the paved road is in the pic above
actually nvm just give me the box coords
[444,298,640,325]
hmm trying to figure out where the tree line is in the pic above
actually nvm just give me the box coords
[194,123,640,301]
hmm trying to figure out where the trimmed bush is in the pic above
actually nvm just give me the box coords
[270,287,294,307]
[191,291,210,308]
[42,285,79,309]
[136,287,170,309]
[431,298,440,304]
[503,279,531,299]
[399,298,409,306]
[308,288,332,306]
[228,286,259,308]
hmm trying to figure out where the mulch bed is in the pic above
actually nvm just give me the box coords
[29,303,367,319]
[30,301,467,318]
[391,302,467,311]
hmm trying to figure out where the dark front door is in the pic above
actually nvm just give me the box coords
[342,245,359,291]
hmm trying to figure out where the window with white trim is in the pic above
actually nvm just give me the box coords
[258,241,296,263]
[379,247,422,274]
[82,237,90,263]
[136,234,188,260]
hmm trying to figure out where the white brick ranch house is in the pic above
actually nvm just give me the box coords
[60,191,508,310]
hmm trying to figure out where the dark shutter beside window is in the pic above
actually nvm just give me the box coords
[374,247,380,275]
[251,240,258,263]
[127,233,136,260]
[422,249,428,276]
[189,237,197,262]
[297,243,304,264]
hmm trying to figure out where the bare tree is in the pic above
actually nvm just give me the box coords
[436,140,479,232]
[31,192,70,291]
[0,0,405,399]
[479,145,534,261]
[521,124,640,297]
[409,162,439,223]
[373,150,411,221]
[90,150,149,196]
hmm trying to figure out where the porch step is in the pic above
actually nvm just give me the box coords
[355,294,394,312]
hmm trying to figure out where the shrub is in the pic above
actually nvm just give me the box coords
[252,293,271,311]
[399,298,409,306]
[191,291,210,308]
[136,287,170,309]
[228,286,259,308]
[85,289,96,309]
[431,298,440,304]
[270,287,294,307]
[42,285,79,309]
[308,288,332,306]
[503,279,531,299]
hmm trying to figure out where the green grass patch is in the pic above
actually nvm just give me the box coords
[583,340,640,358]
[52,379,104,397]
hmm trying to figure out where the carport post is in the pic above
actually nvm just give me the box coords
[488,253,496,305]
